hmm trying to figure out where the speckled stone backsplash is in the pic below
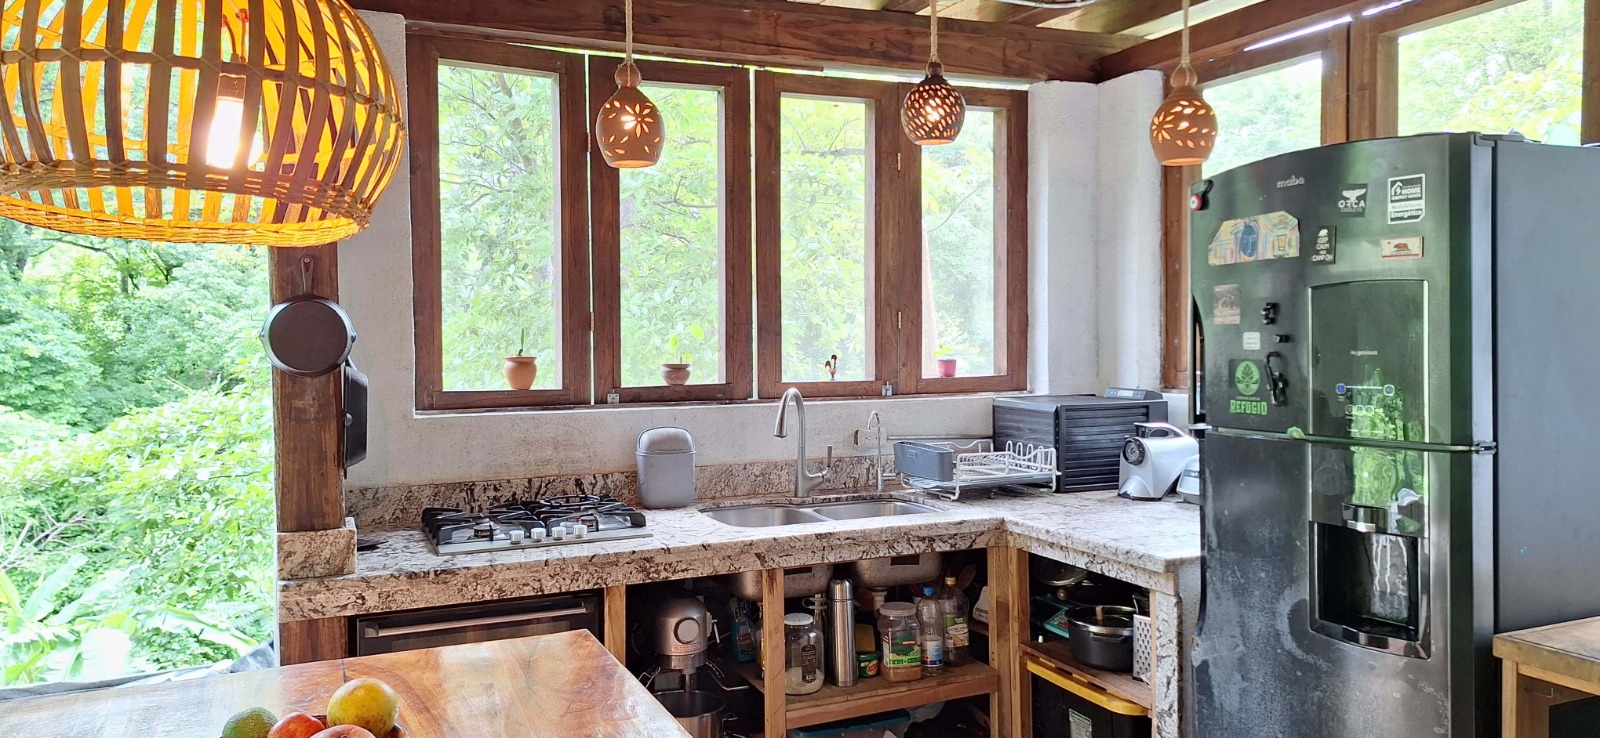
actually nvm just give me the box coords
[344,456,888,528]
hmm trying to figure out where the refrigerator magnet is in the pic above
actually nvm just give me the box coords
[1213,284,1242,325]
[1311,226,1336,265]
[1380,236,1423,259]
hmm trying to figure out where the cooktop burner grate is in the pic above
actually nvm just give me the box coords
[422,494,651,555]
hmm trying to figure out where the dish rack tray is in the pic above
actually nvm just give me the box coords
[900,440,1059,500]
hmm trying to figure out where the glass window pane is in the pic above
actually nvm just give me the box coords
[619,84,724,386]
[1202,58,1323,177]
[779,95,872,382]
[922,109,997,378]
[437,63,562,391]
[1397,0,1583,143]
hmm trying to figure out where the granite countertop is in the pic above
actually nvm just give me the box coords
[278,489,1200,622]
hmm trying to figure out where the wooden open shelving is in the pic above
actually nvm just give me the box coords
[737,660,1000,729]
[1021,638,1153,710]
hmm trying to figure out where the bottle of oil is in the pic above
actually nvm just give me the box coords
[937,576,971,666]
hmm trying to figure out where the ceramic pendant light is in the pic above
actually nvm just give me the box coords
[0,0,404,247]
[1149,0,1218,166]
[902,0,966,146]
[595,0,664,168]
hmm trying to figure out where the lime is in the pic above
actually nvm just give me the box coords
[220,707,277,738]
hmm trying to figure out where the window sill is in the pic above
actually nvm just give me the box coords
[413,389,1028,419]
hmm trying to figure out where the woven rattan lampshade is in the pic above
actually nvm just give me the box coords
[902,0,964,146]
[0,0,405,247]
[1149,0,1216,166]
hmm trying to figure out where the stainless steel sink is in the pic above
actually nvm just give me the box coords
[810,500,939,520]
[701,505,827,527]
[701,498,938,528]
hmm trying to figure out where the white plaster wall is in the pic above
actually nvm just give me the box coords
[1027,81,1101,396]
[342,12,1167,489]
[1095,71,1166,391]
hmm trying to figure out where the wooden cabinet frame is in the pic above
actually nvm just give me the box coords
[588,58,754,404]
[753,71,1029,400]
[409,35,593,410]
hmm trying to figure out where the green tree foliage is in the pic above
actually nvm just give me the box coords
[0,282,98,425]
[1202,58,1323,178]
[436,64,562,391]
[779,96,872,382]
[1398,0,1583,143]
[922,110,998,375]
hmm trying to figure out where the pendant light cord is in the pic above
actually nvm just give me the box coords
[929,0,940,65]
[1179,0,1190,64]
[624,0,635,66]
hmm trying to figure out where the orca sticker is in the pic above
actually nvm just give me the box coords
[1338,184,1367,216]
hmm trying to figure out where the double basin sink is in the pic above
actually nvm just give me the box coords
[702,499,939,528]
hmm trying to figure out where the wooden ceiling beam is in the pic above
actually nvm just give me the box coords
[1095,0,1364,78]
[883,0,933,11]
[352,0,1130,81]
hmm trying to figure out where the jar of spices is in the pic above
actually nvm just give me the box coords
[784,613,824,695]
[877,602,923,683]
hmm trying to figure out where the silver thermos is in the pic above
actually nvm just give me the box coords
[826,579,857,687]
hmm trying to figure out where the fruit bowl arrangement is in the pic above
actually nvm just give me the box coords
[221,678,406,738]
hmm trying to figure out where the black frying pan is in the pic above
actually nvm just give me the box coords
[261,257,356,378]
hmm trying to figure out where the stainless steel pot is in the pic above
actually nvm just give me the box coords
[655,690,725,738]
[1066,605,1136,672]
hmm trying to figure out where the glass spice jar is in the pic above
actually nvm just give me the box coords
[877,602,923,683]
[784,613,824,695]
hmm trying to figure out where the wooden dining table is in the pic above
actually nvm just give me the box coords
[1495,616,1600,737]
[0,630,690,737]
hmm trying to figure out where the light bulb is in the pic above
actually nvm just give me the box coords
[205,74,260,169]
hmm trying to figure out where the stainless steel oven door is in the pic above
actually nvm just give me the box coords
[352,593,602,656]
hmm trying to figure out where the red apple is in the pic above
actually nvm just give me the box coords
[310,726,376,738]
[268,712,326,738]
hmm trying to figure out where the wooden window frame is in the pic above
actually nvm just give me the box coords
[1158,28,1347,390]
[904,86,1030,396]
[588,57,754,404]
[409,35,593,411]
[754,71,1029,400]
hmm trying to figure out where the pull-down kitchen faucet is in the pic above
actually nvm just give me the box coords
[774,387,832,498]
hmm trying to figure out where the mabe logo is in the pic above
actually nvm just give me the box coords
[1276,175,1306,189]
[1338,184,1367,214]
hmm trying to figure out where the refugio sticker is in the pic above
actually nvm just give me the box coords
[1381,236,1423,259]
[1229,360,1269,416]
[1213,284,1241,325]
[1338,184,1367,216]
[1311,226,1336,265]
[1387,174,1425,224]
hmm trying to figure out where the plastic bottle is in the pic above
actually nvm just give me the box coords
[916,584,945,675]
[937,576,971,666]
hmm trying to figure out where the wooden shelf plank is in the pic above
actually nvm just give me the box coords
[735,660,1000,729]
[1021,638,1153,710]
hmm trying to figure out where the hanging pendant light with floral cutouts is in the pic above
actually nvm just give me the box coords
[0,0,405,247]
[595,0,663,168]
[1149,0,1218,166]
[902,0,965,146]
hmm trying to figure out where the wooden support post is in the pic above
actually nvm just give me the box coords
[604,585,627,662]
[1584,0,1600,145]
[988,546,1031,738]
[278,617,348,666]
[761,568,788,738]
[269,244,345,533]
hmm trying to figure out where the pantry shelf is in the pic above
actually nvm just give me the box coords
[735,660,1000,728]
[1021,638,1153,710]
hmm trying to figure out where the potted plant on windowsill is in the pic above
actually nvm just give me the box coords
[661,335,692,386]
[934,345,958,378]
[505,328,538,390]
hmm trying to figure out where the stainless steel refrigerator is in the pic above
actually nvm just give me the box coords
[1188,133,1600,737]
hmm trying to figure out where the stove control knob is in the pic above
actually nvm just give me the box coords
[550,526,566,541]
[508,529,525,544]
[529,528,546,543]
[573,524,588,539]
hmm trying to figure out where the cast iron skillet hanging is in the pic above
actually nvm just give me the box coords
[260,257,356,378]
[342,360,368,472]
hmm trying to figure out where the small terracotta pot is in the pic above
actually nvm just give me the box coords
[504,356,539,390]
[661,363,691,386]
[936,358,958,378]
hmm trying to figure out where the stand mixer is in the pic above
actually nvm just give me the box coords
[640,597,747,738]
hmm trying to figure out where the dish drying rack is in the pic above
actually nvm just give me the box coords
[899,440,1059,500]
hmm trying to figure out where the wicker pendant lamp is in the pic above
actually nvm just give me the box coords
[595,0,663,168]
[902,0,965,146]
[0,0,405,247]
[1149,0,1217,166]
